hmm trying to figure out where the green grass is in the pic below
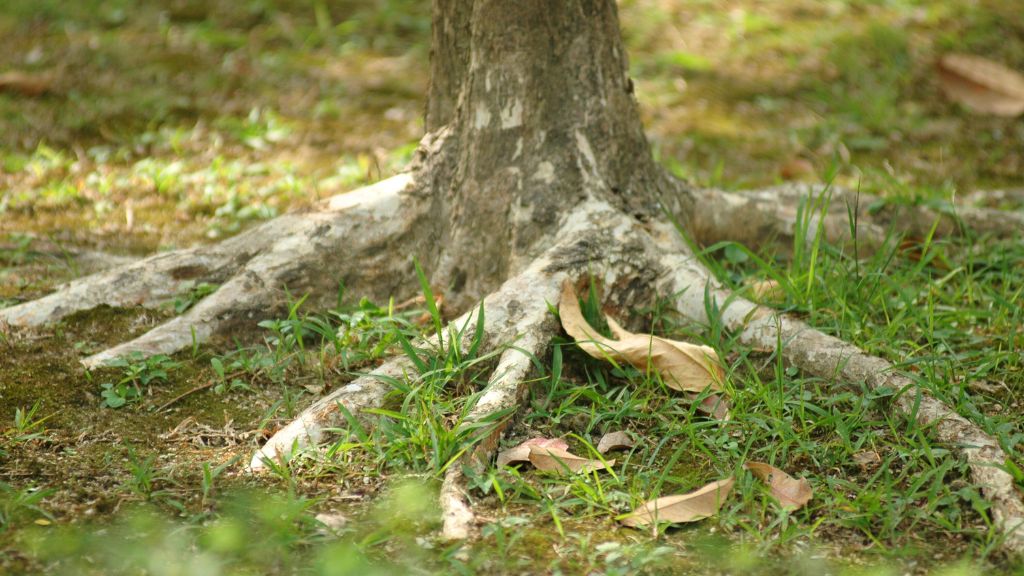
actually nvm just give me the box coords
[2,0,1024,574]
[12,215,1018,573]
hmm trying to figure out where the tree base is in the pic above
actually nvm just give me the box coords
[3,142,1023,553]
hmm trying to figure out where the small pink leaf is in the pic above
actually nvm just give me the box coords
[745,461,813,511]
[527,445,612,475]
[496,437,568,468]
[685,392,731,421]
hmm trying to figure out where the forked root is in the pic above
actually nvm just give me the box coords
[0,244,248,329]
[656,238,1024,555]
[3,173,428,367]
[249,254,562,473]
[82,269,274,368]
[251,198,670,534]
[440,302,558,540]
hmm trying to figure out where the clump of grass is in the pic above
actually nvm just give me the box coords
[98,353,180,408]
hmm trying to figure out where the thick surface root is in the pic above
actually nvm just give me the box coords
[656,239,1024,555]
[685,184,1023,255]
[4,173,427,367]
[250,253,562,472]
[0,243,249,328]
[440,302,559,540]
[249,352,417,472]
[252,198,672,539]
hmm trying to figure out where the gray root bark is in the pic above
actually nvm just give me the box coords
[439,339,548,541]
[684,183,1024,257]
[252,198,667,475]
[1,173,433,367]
[654,234,1024,554]
[2,0,1022,556]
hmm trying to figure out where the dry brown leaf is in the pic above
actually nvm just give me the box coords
[852,450,882,472]
[620,477,735,527]
[779,158,815,181]
[314,511,349,532]
[559,281,724,393]
[745,461,812,511]
[597,430,635,454]
[747,279,784,303]
[937,53,1024,117]
[496,437,568,468]
[0,71,54,96]
[528,444,613,474]
[685,392,731,421]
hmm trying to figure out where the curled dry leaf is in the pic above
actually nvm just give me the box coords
[528,444,613,475]
[314,512,349,532]
[744,461,813,511]
[496,437,568,468]
[936,53,1024,117]
[559,281,724,393]
[621,477,735,527]
[597,430,635,454]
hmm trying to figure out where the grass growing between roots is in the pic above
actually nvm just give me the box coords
[2,0,1023,574]
[4,212,1023,574]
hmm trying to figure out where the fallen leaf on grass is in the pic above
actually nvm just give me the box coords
[314,512,349,532]
[621,477,735,527]
[852,450,882,472]
[496,437,568,468]
[937,53,1024,117]
[0,71,54,96]
[747,279,784,303]
[686,392,731,421]
[560,281,724,393]
[597,430,635,454]
[779,158,815,181]
[528,444,613,475]
[745,461,812,511]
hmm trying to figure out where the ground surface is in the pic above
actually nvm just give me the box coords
[1,1,1023,574]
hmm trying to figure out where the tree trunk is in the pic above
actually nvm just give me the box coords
[424,0,672,308]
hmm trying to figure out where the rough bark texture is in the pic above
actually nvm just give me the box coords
[425,0,673,310]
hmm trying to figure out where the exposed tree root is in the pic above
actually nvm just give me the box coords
[5,149,1021,554]
[2,173,430,366]
[655,237,1024,554]
[249,198,674,537]
[248,249,554,472]
[961,188,1024,208]
[249,351,418,472]
[685,183,1023,255]
[65,250,141,275]
[440,288,559,540]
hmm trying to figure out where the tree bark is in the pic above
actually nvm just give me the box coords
[424,0,674,309]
